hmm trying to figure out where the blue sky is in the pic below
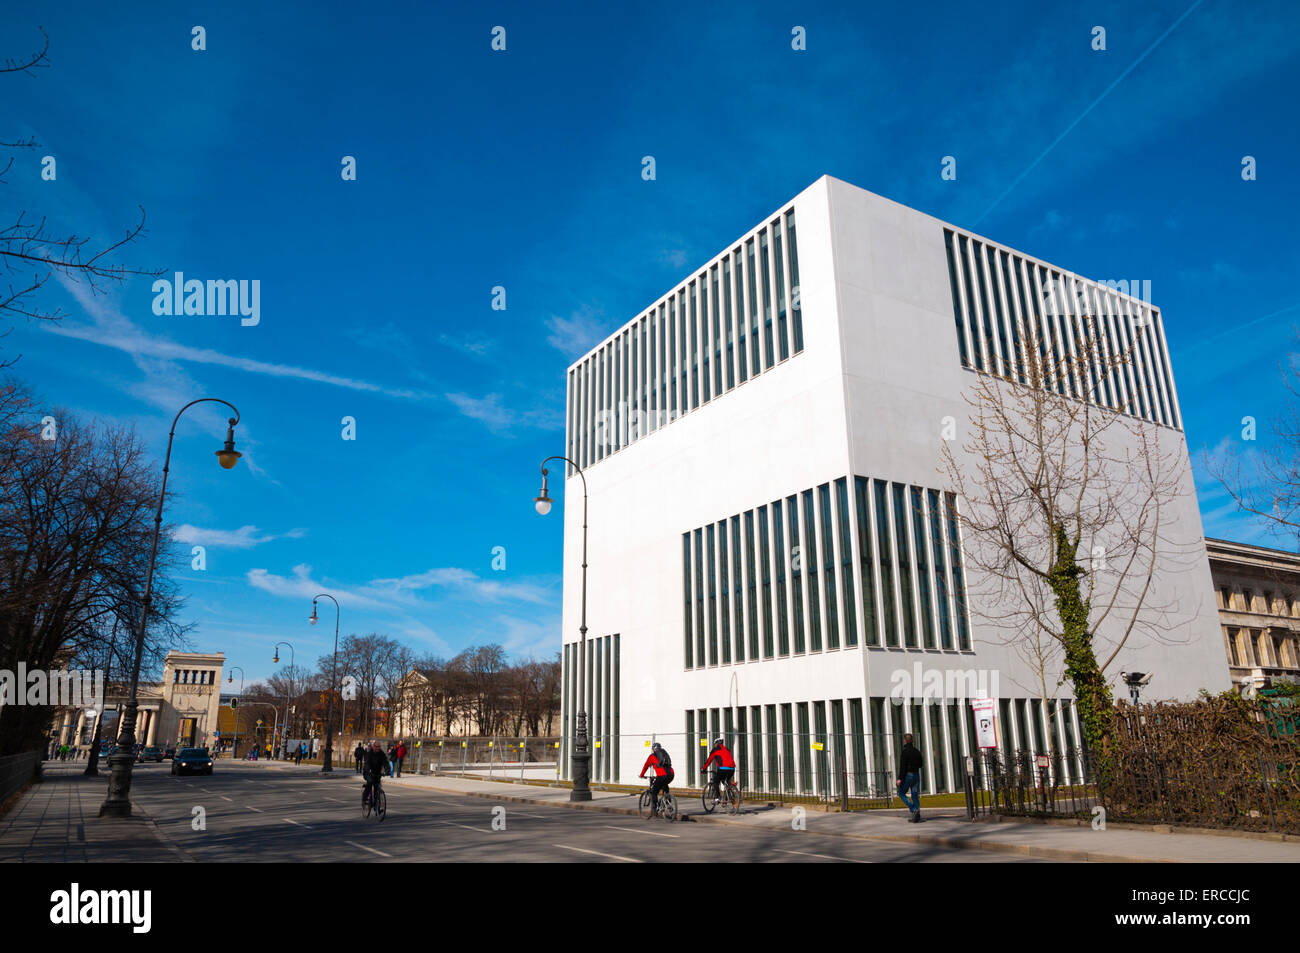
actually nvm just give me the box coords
[8,0,1299,685]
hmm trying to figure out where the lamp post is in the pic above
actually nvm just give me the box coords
[227,667,245,758]
[533,455,591,802]
[309,594,341,772]
[273,642,294,759]
[100,398,243,817]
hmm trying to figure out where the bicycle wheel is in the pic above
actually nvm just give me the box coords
[727,784,741,814]
[701,781,717,814]
[638,789,654,819]
[662,792,677,822]
[362,789,372,819]
[375,789,387,822]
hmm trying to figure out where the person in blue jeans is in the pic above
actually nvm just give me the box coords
[896,732,925,822]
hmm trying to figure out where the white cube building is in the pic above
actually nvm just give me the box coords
[556,175,1228,797]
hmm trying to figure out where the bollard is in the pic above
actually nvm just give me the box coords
[521,736,527,782]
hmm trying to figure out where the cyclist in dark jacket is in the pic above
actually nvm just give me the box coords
[363,742,388,805]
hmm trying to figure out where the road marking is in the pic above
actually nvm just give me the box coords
[346,840,393,858]
[772,848,868,863]
[220,796,233,802]
[284,818,313,829]
[602,825,678,838]
[324,796,345,803]
[553,844,643,863]
[439,820,491,833]
[246,806,263,813]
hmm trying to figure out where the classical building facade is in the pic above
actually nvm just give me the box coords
[54,651,225,751]
[556,175,1229,796]
[1206,537,1300,692]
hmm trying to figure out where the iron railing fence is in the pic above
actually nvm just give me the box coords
[964,748,1099,820]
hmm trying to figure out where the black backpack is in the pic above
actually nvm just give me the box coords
[655,747,672,770]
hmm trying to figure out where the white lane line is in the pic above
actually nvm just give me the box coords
[772,848,868,863]
[602,825,679,838]
[439,820,491,833]
[323,797,345,803]
[345,840,393,858]
[284,818,314,829]
[220,796,233,802]
[246,806,263,813]
[553,844,643,863]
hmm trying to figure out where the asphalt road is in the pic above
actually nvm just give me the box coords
[126,761,1040,862]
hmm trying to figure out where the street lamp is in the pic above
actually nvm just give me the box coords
[309,594,341,772]
[273,642,294,759]
[228,666,245,758]
[534,455,591,802]
[100,398,243,817]
[1121,671,1152,706]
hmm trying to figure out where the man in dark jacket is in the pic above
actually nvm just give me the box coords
[354,743,365,773]
[363,741,388,806]
[896,732,924,822]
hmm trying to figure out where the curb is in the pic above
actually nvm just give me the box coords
[386,776,1174,862]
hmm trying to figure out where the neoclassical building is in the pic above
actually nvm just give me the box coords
[54,651,226,751]
[1206,537,1300,692]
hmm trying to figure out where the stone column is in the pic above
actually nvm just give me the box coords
[74,710,87,749]
[59,710,74,745]
[146,708,159,746]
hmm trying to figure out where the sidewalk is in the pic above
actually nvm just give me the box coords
[0,762,188,863]
[377,769,1300,863]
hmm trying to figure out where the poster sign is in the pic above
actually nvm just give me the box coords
[970,698,998,749]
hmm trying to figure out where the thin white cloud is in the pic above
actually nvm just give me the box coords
[173,524,306,549]
[545,306,610,359]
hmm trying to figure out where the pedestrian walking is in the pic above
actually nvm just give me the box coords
[896,732,925,822]
[354,743,365,773]
[393,740,407,778]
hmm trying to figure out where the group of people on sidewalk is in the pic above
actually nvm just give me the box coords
[352,740,408,777]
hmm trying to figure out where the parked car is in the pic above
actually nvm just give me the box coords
[163,746,176,760]
[140,746,165,763]
[171,747,214,776]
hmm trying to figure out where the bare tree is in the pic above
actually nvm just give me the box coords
[941,297,1192,759]
[0,26,161,365]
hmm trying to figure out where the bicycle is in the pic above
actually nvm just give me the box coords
[700,768,742,815]
[638,777,677,821]
[362,777,387,821]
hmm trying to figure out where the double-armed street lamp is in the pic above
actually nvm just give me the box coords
[100,398,243,817]
[533,455,591,802]
[309,594,341,772]
[273,642,294,759]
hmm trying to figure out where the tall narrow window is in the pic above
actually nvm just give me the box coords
[711,264,723,395]
[746,240,761,374]
[773,500,790,656]
[911,486,935,649]
[855,477,879,646]
[893,483,917,648]
[819,483,839,649]
[787,496,805,653]
[706,524,718,666]
[957,236,984,371]
[690,283,700,410]
[836,478,857,647]
[797,702,812,793]
[746,510,760,660]
[735,250,749,383]
[760,229,775,369]
[945,230,970,368]
[683,533,693,668]
[723,257,736,389]
[803,489,821,652]
[774,219,789,361]
[780,704,795,794]
[718,520,731,665]
[699,278,711,405]
[694,527,705,666]
[659,304,668,425]
[874,479,898,647]
[759,506,774,658]
[679,290,689,413]
[945,492,971,650]
[786,210,804,354]
[668,300,678,420]
[928,488,953,649]
[731,516,745,662]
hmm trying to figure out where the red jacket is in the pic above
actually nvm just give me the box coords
[396,743,407,759]
[640,753,671,778]
[703,746,735,770]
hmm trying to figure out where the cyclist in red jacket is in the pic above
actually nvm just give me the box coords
[702,739,736,804]
[639,742,674,816]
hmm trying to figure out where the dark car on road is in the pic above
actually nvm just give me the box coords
[139,746,165,763]
[164,746,176,760]
[171,747,214,776]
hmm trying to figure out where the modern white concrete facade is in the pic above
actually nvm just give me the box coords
[557,175,1228,797]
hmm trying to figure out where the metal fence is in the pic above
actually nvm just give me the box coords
[964,748,1098,820]
[0,751,41,809]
